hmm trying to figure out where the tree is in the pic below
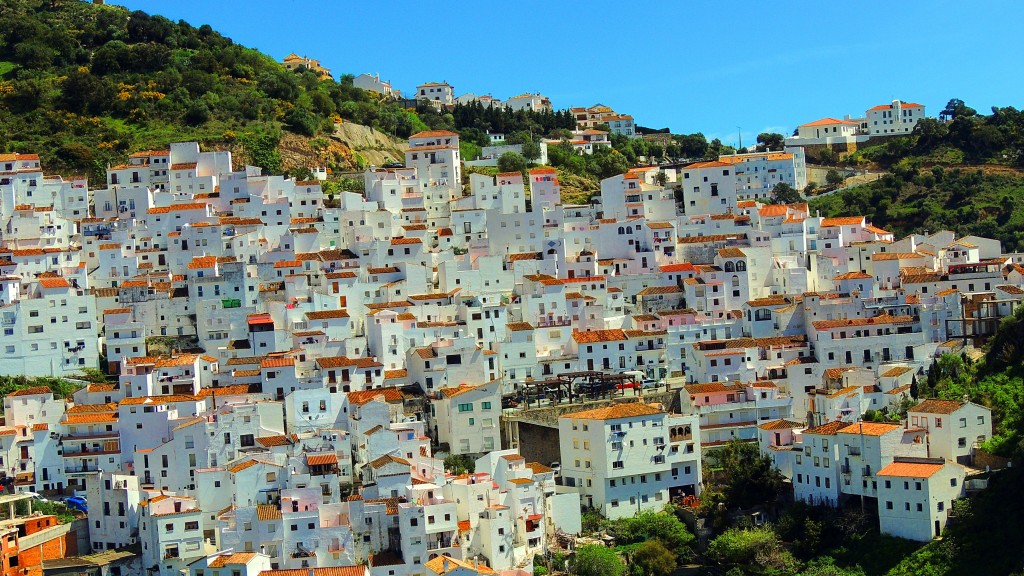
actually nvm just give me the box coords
[941,98,976,121]
[497,152,527,173]
[674,133,708,159]
[803,182,818,196]
[706,526,799,574]
[825,169,844,187]
[521,139,542,163]
[632,540,676,576]
[716,440,786,509]
[770,183,801,204]
[799,556,866,576]
[610,510,694,556]
[757,132,785,151]
[443,454,475,475]
[573,545,624,576]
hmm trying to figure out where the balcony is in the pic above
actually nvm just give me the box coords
[65,464,100,474]
[426,536,459,551]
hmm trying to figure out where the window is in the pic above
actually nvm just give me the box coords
[612,461,624,470]
[458,403,473,413]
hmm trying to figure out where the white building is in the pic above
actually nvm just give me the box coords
[877,457,965,541]
[354,73,398,98]
[558,402,701,519]
[866,100,925,136]
[416,82,454,107]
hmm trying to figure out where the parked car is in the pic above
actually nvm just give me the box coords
[65,496,88,513]
[22,491,47,502]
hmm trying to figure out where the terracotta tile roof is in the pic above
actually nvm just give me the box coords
[6,386,52,397]
[65,413,118,424]
[256,504,283,521]
[262,568,367,576]
[747,295,789,307]
[316,356,382,369]
[228,460,261,473]
[368,454,410,469]
[685,382,741,394]
[637,285,681,296]
[873,253,923,261]
[506,322,534,332]
[825,386,861,399]
[677,233,744,244]
[437,384,484,399]
[147,202,207,214]
[559,402,663,421]
[572,329,627,343]
[684,160,733,170]
[255,435,294,447]
[824,367,855,380]
[758,419,803,431]
[67,402,117,414]
[208,552,259,568]
[384,369,408,379]
[261,357,295,369]
[659,263,697,273]
[800,117,859,127]
[802,421,847,436]
[306,453,338,466]
[820,216,865,227]
[692,335,806,350]
[882,366,913,378]
[347,388,404,406]
[910,399,964,415]
[119,395,197,405]
[38,277,70,289]
[812,314,915,330]
[411,130,458,138]
[425,555,496,575]
[877,461,944,478]
[835,271,873,280]
[838,422,901,436]
[304,309,350,320]
[868,102,923,111]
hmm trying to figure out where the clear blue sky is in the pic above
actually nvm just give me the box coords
[115,0,1021,146]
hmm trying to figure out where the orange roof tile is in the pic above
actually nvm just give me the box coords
[820,216,865,227]
[347,388,404,406]
[910,399,965,415]
[802,421,848,435]
[572,329,627,343]
[838,422,901,436]
[877,460,944,478]
[559,402,663,420]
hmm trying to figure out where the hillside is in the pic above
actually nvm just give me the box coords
[809,167,1024,251]
[0,0,422,181]
[808,101,1024,251]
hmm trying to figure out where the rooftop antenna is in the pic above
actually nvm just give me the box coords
[737,127,742,151]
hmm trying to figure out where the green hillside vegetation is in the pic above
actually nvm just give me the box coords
[809,100,1024,251]
[0,0,564,183]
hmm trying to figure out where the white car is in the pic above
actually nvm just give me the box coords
[22,491,47,502]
